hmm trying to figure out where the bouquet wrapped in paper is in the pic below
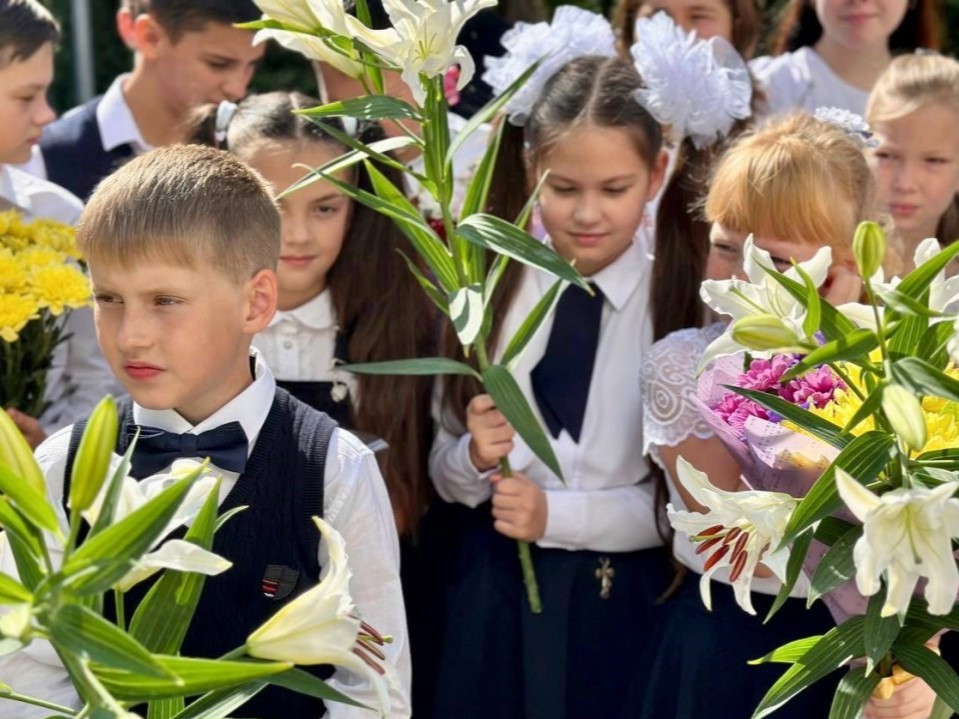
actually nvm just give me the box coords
[667,226,959,718]
[0,210,90,417]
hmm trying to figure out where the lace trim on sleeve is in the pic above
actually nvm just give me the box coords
[641,324,725,457]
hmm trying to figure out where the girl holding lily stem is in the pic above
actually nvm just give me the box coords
[639,112,936,719]
[427,19,674,716]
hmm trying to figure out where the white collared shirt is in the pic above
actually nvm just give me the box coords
[0,353,411,719]
[0,164,121,434]
[750,47,870,121]
[253,290,357,399]
[18,74,153,181]
[429,237,663,552]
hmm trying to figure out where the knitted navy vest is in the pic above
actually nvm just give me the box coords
[39,96,134,202]
[65,389,336,718]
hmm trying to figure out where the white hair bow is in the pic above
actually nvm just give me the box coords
[482,5,617,126]
[813,106,880,149]
[631,12,752,148]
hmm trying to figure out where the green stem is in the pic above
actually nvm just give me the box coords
[218,646,247,661]
[0,691,78,715]
[474,342,543,614]
[113,588,125,632]
[862,279,888,364]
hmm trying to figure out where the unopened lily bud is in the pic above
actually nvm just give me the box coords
[853,221,886,279]
[69,396,118,513]
[0,411,45,495]
[882,384,927,453]
[731,315,800,352]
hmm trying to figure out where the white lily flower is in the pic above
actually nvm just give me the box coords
[247,517,391,716]
[345,0,497,104]
[83,460,231,592]
[913,238,959,315]
[835,469,959,617]
[667,457,797,615]
[253,0,364,77]
[698,236,832,371]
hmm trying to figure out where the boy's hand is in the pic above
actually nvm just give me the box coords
[467,394,515,471]
[7,408,46,450]
[491,472,547,542]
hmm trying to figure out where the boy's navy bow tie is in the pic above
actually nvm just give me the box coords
[128,422,249,477]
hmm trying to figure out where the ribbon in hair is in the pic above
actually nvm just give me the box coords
[631,12,752,149]
[813,107,880,149]
[214,100,238,148]
[482,6,617,126]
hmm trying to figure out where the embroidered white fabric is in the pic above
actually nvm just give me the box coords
[631,12,752,148]
[482,5,616,126]
[641,323,725,463]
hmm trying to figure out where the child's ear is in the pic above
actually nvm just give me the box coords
[243,269,279,335]
[133,13,169,61]
[645,149,669,202]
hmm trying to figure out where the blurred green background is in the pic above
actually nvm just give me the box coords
[43,0,959,113]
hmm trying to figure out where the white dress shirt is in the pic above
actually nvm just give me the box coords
[429,237,663,553]
[18,74,153,181]
[0,353,410,719]
[253,290,357,399]
[0,164,121,434]
[750,47,870,121]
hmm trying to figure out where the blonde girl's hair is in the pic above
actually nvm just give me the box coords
[705,113,874,262]
[867,53,959,249]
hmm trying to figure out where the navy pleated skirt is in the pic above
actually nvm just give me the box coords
[624,568,840,719]
[423,501,671,719]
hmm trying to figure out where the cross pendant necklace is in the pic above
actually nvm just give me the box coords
[595,557,615,599]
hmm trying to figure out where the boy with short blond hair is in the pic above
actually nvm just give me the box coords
[0,144,411,719]
[21,0,265,201]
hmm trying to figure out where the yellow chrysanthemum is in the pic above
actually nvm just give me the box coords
[27,265,91,315]
[0,211,22,237]
[0,250,26,293]
[789,362,959,454]
[0,233,30,253]
[27,219,82,260]
[0,293,40,342]
[17,246,65,269]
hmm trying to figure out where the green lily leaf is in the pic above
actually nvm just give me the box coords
[297,95,422,121]
[482,365,563,482]
[62,467,204,592]
[888,314,931,361]
[94,655,291,700]
[728,387,850,450]
[890,357,959,404]
[341,357,481,379]
[168,684,265,719]
[398,250,448,315]
[881,288,944,319]
[795,263,822,339]
[89,430,137,538]
[129,479,220,654]
[446,60,541,167]
[765,528,813,623]
[895,238,959,299]
[840,383,884,436]
[0,498,43,589]
[450,284,485,346]
[268,667,368,708]
[827,666,881,719]
[459,110,506,221]
[0,462,61,536]
[863,590,901,675]
[917,320,955,369]
[807,525,861,605]
[751,617,865,719]
[781,330,879,382]
[0,572,31,605]
[762,270,858,341]
[148,697,184,719]
[779,431,895,546]
[457,214,589,290]
[749,635,823,665]
[501,280,564,371]
[49,604,173,678]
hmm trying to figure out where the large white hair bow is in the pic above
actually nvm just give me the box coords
[482,5,617,126]
[631,12,752,148]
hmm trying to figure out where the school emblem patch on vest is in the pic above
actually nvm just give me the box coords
[261,564,300,601]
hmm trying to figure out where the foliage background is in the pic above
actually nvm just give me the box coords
[42,0,959,114]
